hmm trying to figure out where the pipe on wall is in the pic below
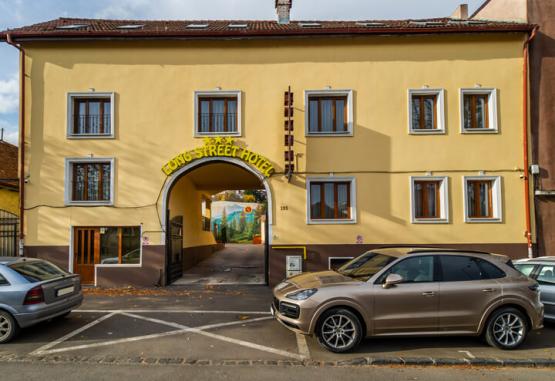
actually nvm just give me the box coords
[523,25,539,258]
[5,33,25,256]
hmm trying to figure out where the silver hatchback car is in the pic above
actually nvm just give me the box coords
[0,257,83,343]
[514,257,555,322]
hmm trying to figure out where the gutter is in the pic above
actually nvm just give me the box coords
[523,25,539,258]
[5,33,25,256]
[0,24,536,42]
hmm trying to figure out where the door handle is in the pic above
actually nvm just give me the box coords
[482,288,495,293]
[421,291,436,296]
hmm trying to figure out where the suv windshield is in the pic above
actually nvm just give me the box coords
[9,260,68,283]
[337,252,396,280]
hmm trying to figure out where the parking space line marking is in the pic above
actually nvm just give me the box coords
[30,312,117,356]
[296,333,311,359]
[76,309,271,315]
[458,350,476,359]
[120,312,272,331]
[192,328,306,361]
[35,329,188,355]
[121,312,305,360]
[33,314,303,360]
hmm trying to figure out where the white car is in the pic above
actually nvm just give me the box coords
[514,257,555,322]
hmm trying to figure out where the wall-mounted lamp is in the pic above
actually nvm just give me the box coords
[478,170,485,176]
[474,83,482,88]
[89,88,95,92]
[422,85,430,89]
[325,85,332,90]
[425,171,432,176]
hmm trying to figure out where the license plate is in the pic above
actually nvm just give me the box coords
[57,286,74,297]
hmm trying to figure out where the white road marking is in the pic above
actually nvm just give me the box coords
[34,329,187,355]
[120,312,271,331]
[29,312,117,356]
[193,328,305,361]
[32,313,303,360]
[296,333,311,359]
[76,309,271,315]
[458,350,476,359]
[122,312,305,360]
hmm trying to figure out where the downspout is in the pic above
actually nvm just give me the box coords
[523,26,539,258]
[6,33,25,256]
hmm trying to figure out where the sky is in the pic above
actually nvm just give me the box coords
[0,0,485,146]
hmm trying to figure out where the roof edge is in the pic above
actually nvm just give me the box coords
[0,24,536,43]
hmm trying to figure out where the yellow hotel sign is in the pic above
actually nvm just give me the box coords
[162,137,275,177]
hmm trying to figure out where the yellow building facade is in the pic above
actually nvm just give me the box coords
[1,18,535,286]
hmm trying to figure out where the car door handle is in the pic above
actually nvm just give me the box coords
[421,291,436,296]
[482,288,495,293]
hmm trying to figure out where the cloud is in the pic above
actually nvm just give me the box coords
[0,119,18,146]
[0,72,19,114]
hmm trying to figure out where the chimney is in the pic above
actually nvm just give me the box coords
[450,3,469,20]
[275,0,292,25]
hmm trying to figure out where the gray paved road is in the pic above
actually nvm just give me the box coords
[1,286,554,367]
[0,362,553,381]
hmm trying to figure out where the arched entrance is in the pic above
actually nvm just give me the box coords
[161,157,273,285]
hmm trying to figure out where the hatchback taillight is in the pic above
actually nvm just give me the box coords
[24,286,45,305]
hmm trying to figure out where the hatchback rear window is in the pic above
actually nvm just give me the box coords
[8,261,67,282]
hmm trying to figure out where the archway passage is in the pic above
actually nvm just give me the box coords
[165,161,269,285]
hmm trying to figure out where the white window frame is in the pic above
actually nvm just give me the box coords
[305,89,354,136]
[463,176,503,223]
[460,88,499,133]
[306,176,357,224]
[408,89,445,134]
[67,92,115,139]
[64,157,115,206]
[194,90,242,137]
[410,176,450,224]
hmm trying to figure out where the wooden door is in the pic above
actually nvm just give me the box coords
[74,228,100,284]
[166,216,184,285]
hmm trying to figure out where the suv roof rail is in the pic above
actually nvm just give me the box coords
[407,248,493,255]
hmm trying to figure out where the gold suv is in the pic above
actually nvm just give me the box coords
[272,248,544,353]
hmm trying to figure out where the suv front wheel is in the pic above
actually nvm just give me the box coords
[485,307,528,350]
[316,308,363,353]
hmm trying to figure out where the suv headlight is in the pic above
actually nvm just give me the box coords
[286,288,318,301]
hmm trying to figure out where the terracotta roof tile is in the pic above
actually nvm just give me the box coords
[0,140,18,189]
[0,17,534,41]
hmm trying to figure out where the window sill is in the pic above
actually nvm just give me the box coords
[412,218,449,224]
[306,132,353,137]
[465,217,502,223]
[461,128,499,134]
[67,134,115,140]
[194,131,241,137]
[307,219,357,225]
[409,129,446,135]
[66,201,114,207]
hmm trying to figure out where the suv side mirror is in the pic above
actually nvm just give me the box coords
[383,273,403,289]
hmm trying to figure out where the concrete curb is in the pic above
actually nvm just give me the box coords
[1,354,555,368]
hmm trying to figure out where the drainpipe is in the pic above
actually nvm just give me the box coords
[523,26,539,258]
[5,33,25,257]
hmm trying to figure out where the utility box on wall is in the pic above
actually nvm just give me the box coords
[286,255,302,278]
